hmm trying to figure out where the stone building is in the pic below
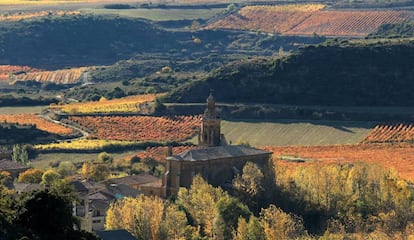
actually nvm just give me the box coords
[198,92,223,147]
[162,93,271,198]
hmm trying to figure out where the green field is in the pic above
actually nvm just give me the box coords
[31,150,139,169]
[0,105,48,114]
[220,119,376,146]
[81,8,224,21]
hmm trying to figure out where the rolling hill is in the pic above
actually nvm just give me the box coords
[166,39,414,107]
[221,119,374,146]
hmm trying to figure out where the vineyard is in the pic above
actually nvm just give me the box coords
[34,139,143,152]
[207,5,413,37]
[0,114,74,135]
[361,122,414,143]
[0,65,39,80]
[207,4,325,34]
[69,115,200,141]
[13,67,90,85]
[50,94,159,114]
[285,10,414,37]
[263,143,414,182]
[0,11,79,22]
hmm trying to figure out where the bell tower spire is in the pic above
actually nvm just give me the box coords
[199,91,221,147]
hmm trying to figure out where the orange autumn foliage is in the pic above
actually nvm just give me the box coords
[0,114,73,135]
[361,122,414,144]
[263,143,414,182]
[0,65,40,80]
[69,115,201,142]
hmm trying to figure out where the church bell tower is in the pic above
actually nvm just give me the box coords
[198,92,221,147]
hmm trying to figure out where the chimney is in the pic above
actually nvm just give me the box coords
[167,146,173,157]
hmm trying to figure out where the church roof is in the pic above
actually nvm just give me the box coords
[168,145,271,161]
[105,173,160,186]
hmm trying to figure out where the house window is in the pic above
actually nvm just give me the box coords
[94,210,101,217]
[93,220,101,223]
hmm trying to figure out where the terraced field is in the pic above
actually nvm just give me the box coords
[0,65,40,80]
[13,67,90,84]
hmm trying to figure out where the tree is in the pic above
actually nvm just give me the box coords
[247,215,265,240]
[233,215,266,240]
[233,162,265,213]
[160,203,189,239]
[176,175,252,239]
[41,169,61,186]
[16,190,75,237]
[90,163,109,182]
[15,189,97,240]
[18,168,44,183]
[12,144,28,165]
[57,161,76,177]
[260,204,308,240]
[177,175,227,238]
[0,171,11,185]
[106,195,184,240]
[0,184,15,238]
[233,217,248,240]
[81,162,109,182]
[215,196,251,240]
[97,152,113,164]
[226,3,236,12]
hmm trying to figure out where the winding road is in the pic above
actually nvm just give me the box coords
[38,112,90,141]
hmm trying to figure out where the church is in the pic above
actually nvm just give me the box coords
[162,93,272,198]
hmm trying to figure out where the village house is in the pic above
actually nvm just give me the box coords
[71,178,141,231]
[104,173,162,196]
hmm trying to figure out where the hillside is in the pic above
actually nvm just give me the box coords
[166,39,414,107]
[368,21,414,38]
[0,15,173,68]
[0,14,326,70]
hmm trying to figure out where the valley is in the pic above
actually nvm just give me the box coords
[1,0,414,239]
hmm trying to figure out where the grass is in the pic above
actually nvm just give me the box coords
[31,150,139,169]
[220,119,376,146]
[0,0,82,5]
[81,8,224,21]
[0,105,48,114]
